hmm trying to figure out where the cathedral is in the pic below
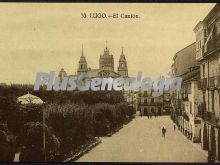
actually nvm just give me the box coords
[59,44,128,78]
[77,44,128,78]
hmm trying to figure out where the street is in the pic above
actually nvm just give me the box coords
[76,116,207,162]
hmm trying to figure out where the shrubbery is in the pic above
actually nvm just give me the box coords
[92,102,134,136]
[0,84,135,161]
[44,103,94,158]
[19,122,60,162]
[0,123,15,161]
[43,101,135,159]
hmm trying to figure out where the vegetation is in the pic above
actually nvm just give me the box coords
[0,84,135,161]
[0,123,16,161]
[19,122,60,162]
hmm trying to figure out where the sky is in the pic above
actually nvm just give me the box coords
[0,3,216,84]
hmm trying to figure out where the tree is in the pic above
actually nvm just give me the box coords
[20,122,60,162]
[0,124,15,162]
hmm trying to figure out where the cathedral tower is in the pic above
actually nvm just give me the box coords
[77,45,88,76]
[58,68,67,78]
[118,47,128,77]
[99,41,114,71]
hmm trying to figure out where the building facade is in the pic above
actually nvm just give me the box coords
[171,42,203,143]
[59,44,128,79]
[58,43,131,105]
[76,45,128,78]
[193,3,220,160]
[139,90,164,116]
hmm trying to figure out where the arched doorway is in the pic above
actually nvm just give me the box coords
[144,108,148,116]
[203,124,208,150]
[151,108,154,115]
[210,126,216,157]
[189,124,193,140]
[218,130,220,160]
[158,107,161,115]
[199,129,201,143]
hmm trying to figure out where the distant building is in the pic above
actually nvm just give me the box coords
[139,90,164,116]
[58,43,131,105]
[76,44,128,78]
[59,43,128,79]
[172,43,198,76]
[171,42,203,143]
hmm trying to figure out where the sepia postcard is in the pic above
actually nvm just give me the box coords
[0,2,219,163]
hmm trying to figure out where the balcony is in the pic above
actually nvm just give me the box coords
[182,94,189,102]
[218,75,220,88]
[205,33,220,56]
[183,112,189,121]
[197,103,206,118]
[201,78,208,89]
[140,102,148,106]
[143,92,148,97]
[173,99,181,109]
[156,102,163,106]
[208,76,219,89]
[204,111,217,126]
[140,102,163,106]
[198,79,201,89]
[209,76,215,88]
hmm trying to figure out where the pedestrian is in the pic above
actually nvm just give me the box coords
[174,125,176,131]
[162,127,166,138]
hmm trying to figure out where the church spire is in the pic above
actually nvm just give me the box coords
[104,40,110,55]
[77,44,87,76]
[81,44,84,57]
[118,47,128,77]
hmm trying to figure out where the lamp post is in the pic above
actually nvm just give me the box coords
[42,103,47,161]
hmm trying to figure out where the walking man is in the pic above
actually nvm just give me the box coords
[162,127,166,138]
[146,112,149,119]
[174,125,176,131]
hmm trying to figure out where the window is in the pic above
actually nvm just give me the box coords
[151,98,154,103]
[195,120,201,124]
[81,64,83,69]
[219,93,220,108]
[211,91,214,112]
[197,40,202,49]
[190,102,192,114]
[187,83,191,94]
[213,25,217,36]
[203,64,205,78]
